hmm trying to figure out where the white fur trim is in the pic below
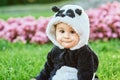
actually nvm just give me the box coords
[52,66,78,80]
[92,73,96,80]
[46,5,90,50]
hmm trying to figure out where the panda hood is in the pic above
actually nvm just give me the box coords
[46,5,90,50]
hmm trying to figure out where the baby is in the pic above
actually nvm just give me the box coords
[33,5,99,80]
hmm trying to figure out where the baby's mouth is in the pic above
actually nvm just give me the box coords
[62,41,72,43]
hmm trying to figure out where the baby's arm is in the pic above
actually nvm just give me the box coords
[77,51,94,80]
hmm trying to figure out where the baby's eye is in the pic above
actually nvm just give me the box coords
[70,30,75,34]
[60,30,65,33]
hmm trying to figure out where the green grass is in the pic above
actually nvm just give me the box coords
[0,39,53,80]
[90,39,120,80]
[0,12,53,20]
[0,4,53,20]
[0,4,55,20]
[0,39,120,80]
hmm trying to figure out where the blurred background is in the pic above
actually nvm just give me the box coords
[0,0,119,19]
[0,0,120,80]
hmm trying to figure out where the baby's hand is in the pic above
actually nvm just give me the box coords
[30,78,36,80]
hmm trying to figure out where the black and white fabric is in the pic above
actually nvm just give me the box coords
[36,45,99,80]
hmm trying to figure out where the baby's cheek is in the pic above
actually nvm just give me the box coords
[72,39,79,47]
[56,36,61,41]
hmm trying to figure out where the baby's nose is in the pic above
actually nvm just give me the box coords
[64,32,70,38]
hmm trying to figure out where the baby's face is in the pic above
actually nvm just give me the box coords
[56,23,79,49]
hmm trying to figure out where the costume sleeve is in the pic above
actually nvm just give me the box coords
[36,50,54,80]
[91,50,99,72]
[77,47,95,80]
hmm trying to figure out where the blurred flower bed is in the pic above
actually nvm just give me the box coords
[87,1,120,41]
[0,16,50,44]
[0,1,120,44]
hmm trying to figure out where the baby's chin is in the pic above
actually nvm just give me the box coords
[61,44,75,49]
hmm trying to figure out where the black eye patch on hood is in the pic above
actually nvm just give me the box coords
[55,9,75,18]
[55,10,65,17]
[55,9,82,18]
[66,9,75,18]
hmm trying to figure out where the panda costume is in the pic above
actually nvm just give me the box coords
[35,5,99,80]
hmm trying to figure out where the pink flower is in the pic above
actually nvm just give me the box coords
[0,16,50,44]
[87,1,120,40]
[112,33,118,38]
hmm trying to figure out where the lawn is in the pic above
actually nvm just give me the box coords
[0,39,53,80]
[0,39,120,80]
[0,4,53,20]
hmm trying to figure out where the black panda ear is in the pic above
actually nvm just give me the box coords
[75,9,82,15]
[52,6,60,12]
